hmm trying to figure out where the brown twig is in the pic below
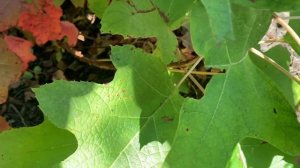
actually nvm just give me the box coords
[168,57,199,69]
[169,69,223,75]
[176,57,203,89]
[59,43,115,70]
[188,75,205,94]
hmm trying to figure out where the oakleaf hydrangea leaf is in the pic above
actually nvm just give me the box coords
[0,120,77,167]
[35,45,184,167]
[162,2,300,167]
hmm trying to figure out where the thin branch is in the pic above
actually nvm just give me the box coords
[176,57,203,89]
[188,75,205,94]
[273,14,300,47]
[281,16,300,20]
[95,59,112,62]
[250,48,300,85]
[169,69,222,75]
[10,104,27,127]
[168,57,199,69]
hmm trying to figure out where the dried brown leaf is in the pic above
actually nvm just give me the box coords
[0,38,23,104]
[0,0,23,32]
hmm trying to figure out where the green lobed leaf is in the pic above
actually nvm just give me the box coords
[0,120,77,167]
[35,45,184,167]
[190,2,272,67]
[101,1,178,64]
[35,46,300,168]
[161,2,300,167]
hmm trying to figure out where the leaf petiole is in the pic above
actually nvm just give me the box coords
[250,48,300,85]
[273,13,300,47]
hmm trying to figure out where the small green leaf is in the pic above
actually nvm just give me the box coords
[241,138,300,168]
[54,0,65,6]
[22,71,34,79]
[88,0,109,18]
[0,120,77,167]
[101,1,178,64]
[69,0,84,7]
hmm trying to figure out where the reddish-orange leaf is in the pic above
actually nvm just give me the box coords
[0,116,11,132]
[0,37,23,104]
[60,21,79,47]
[17,0,79,47]
[4,35,36,71]
[18,0,62,45]
[0,0,23,32]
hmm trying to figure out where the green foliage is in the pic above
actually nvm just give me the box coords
[241,138,300,168]
[231,0,300,10]
[35,45,184,167]
[152,0,194,26]
[284,11,300,56]
[70,0,85,7]
[164,45,300,167]
[1,0,300,167]
[0,120,77,167]
[201,0,233,40]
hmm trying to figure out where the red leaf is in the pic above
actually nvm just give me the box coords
[17,0,79,46]
[0,116,11,132]
[18,0,62,45]
[0,0,23,32]
[60,21,79,47]
[4,36,36,71]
